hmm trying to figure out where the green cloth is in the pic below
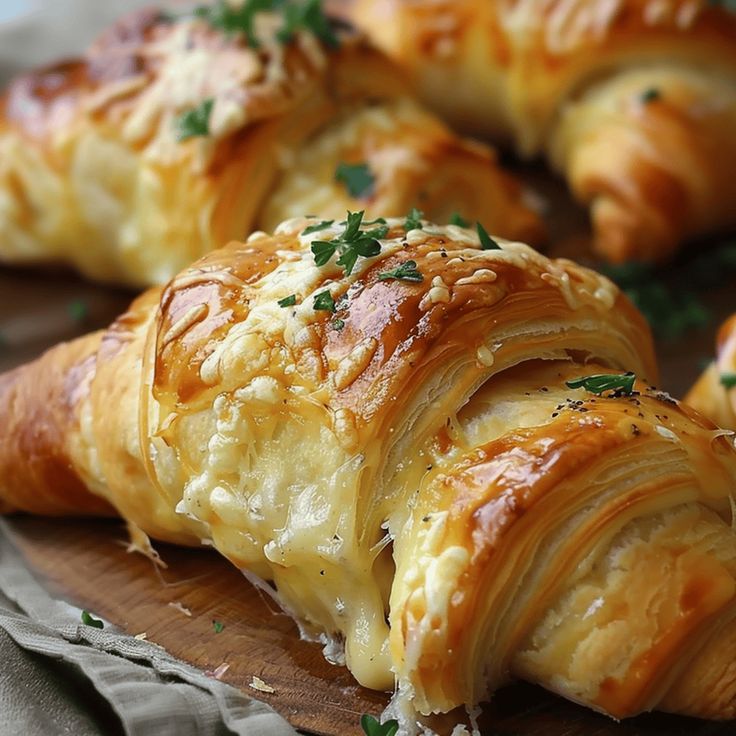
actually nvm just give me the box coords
[0,522,297,736]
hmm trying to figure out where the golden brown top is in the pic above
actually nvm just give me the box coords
[1,4,362,166]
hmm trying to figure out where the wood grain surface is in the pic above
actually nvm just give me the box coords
[1,166,735,735]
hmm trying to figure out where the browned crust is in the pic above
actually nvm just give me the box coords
[0,334,114,516]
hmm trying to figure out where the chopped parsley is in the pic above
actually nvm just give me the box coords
[566,372,636,396]
[640,88,661,104]
[449,212,469,227]
[302,220,334,235]
[360,715,399,736]
[332,318,345,331]
[378,260,423,283]
[212,620,225,634]
[175,98,214,141]
[721,372,736,389]
[311,210,387,275]
[194,0,339,49]
[708,0,736,11]
[335,162,375,199]
[477,222,500,250]
[404,208,424,231]
[81,610,104,629]
[276,0,339,47]
[277,294,296,307]
[67,299,88,322]
[313,290,336,312]
[602,261,710,340]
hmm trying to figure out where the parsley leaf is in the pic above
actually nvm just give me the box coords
[277,0,339,47]
[175,98,214,141]
[566,372,636,396]
[277,294,296,307]
[68,299,88,322]
[194,0,275,47]
[378,260,423,283]
[477,222,500,250]
[721,372,736,389]
[449,212,469,227]
[640,88,661,104]
[335,162,375,199]
[360,715,399,736]
[708,0,736,11]
[212,620,225,634]
[302,220,334,236]
[311,210,387,275]
[602,262,710,340]
[404,208,424,231]
[313,291,336,312]
[332,318,345,331]
[81,610,104,629]
[194,0,340,49]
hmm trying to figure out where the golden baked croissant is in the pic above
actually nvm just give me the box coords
[0,3,542,288]
[686,313,736,430]
[336,0,736,263]
[4,213,736,726]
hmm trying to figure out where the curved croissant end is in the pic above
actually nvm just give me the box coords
[341,0,736,263]
[3,217,736,726]
[0,7,542,287]
[686,313,736,431]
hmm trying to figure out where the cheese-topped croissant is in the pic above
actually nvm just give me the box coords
[0,3,542,288]
[338,0,736,263]
[686,313,736,430]
[4,215,736,728]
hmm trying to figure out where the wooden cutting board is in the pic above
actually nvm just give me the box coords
[2,168,736,735]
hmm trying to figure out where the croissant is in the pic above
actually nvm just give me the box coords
[686,313,736,430]
[336,0,736,264]
[0,4,542,288]
[5,214,736,729]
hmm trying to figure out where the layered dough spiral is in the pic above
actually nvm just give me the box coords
[3,217,736,726]
[338,0,736,263]
[0,6,541,287]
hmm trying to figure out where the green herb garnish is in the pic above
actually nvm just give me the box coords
[449,212,469,227]
[311,210,387,275]
[404,208,424,231]
[332,318,345,331]
[276,0,339,47]
[721,373,736,389]
[335,162,375,199]
[212,620,225,634]
[640,88,661,104]
[67,300,88,322]
[566,372,636,396]
[302,220,334,236]
[175,98,214,141]
[277,294,297,308]
[708,0,736,12]
[477,222,500,250]
[313,290,336,312]
[194,0,274,47]
[360,715,399,736]
[194,0,339,49]
[602,262,710,340]
[81,610,104,629]
[378,260,423,283]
